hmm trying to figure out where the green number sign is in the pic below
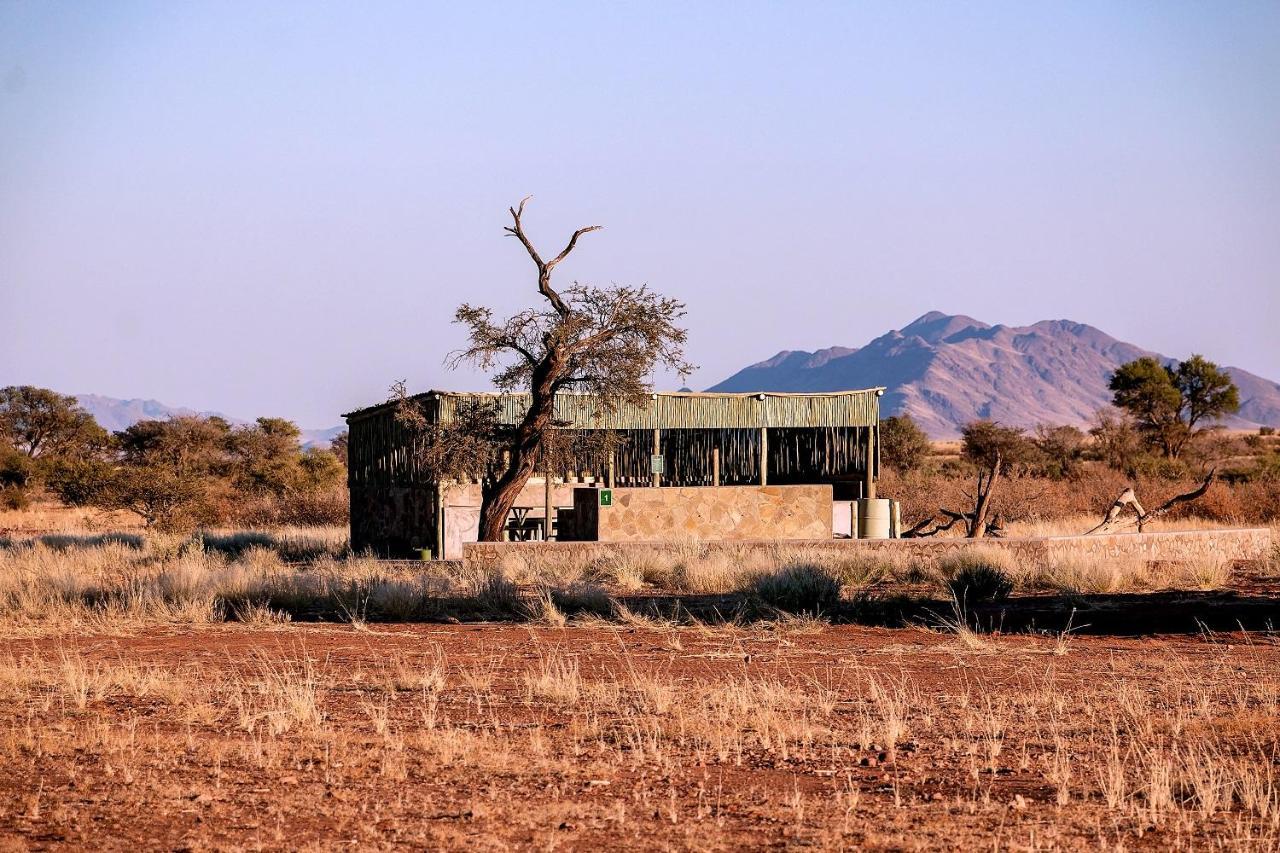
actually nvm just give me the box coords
[650,454,665,475]
[599,489,612,506]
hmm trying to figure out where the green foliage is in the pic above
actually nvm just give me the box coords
[227,417,305,494]
[1032,424,1086,479]
[0,386,109,460]
[0,386,350,530]
[1175,355,1239,427]
[1109,355,1239,459]
[880,414,931,472]
[45,457,116,506]
[0,444,33,489]
[299,447,345,490]
[104,464,213,530]
[960,421,1035,473]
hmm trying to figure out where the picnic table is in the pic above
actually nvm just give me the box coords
[504,507,546,541]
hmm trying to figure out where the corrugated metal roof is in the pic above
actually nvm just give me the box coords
[345,389,883,429]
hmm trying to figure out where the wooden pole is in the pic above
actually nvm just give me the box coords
[607,455,615,489]
[434,485,444,560]
[760,427,769,486]
[652,428,661,487]
[864,427,876,501]
[712,447,720,487]
[543,468,553,541]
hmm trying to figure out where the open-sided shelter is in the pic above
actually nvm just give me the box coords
[344,388,883,556]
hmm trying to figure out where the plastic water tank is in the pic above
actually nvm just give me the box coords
[857,498,892,540]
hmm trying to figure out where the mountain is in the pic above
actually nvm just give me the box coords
[709,312,1280,438]
[73,394,344,448]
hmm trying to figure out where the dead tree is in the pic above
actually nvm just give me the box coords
[902,509,1005,539]
[446,197,692,542]
[903,421,1029,539]
[1086,469,1216,535]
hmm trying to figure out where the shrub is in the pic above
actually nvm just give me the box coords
[201,530,275,558]
[939,549,1015,602]
[669,547,748,594]
[547,582,612,618]
[750,563,841,614]
[1,485,28,511]
[880,415,931,472]
[1042,556,1146,594]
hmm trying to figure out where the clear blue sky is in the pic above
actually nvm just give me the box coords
[2,1,1277,428]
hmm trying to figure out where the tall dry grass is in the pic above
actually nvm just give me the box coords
[0,523,1265,634]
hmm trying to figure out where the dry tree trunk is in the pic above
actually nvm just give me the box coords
[903,452,1004,539]
[476,198,599,542]
[1086,469,1216,535]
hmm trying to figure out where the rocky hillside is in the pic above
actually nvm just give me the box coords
[709,312,1280,438]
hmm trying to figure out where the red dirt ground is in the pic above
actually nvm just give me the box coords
[1,622,1277,850]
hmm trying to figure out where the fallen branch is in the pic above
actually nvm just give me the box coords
[1086,469,1215,535]
[903,509,1005,539]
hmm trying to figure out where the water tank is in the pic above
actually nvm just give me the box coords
[857,498,892,540]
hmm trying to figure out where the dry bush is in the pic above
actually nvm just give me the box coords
[199,526,349,561]
[0,534,529,632]
[750,564,842,614]
[883,466,1279,531]
[661,543,761,593]
[228,485,349,527]
[523,649,581,704]
[937,548,1017,601]
[1040,556,1149,594]
[1036,554,1231,594]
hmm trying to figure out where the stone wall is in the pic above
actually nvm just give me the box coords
[571,485,833,543]
[463,527,1273,575]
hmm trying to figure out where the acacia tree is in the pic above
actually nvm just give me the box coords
[437,198,693,541]
[0,386,108,461]
[1109,355,1239,459]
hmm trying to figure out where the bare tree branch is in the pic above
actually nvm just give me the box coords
[546,225,603,272]
[902,510,968,538]
[432,200,691,542]
[502,196,601,318]
[1086,469,1216,535]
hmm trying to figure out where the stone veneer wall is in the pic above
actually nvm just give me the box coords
[463,527,1273,575]
[572,485,833,543]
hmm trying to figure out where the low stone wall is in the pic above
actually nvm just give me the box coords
[572,485,832,543]
[463,527,1273,575]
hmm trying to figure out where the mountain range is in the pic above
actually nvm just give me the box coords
[709,312,1280,438]
[74,395,344,449]
[65,312,1280,444]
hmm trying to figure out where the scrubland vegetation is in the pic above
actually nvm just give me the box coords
[3,378,1279,848]
[0,386,347,529]
[0,526,1272,636]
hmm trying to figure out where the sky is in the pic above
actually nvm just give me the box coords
[2,1,1278,428]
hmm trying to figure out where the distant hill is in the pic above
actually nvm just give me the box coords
[709,311,1280,438]
[73,394,344,448]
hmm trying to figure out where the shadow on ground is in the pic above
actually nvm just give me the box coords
[601,589,1280,636]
